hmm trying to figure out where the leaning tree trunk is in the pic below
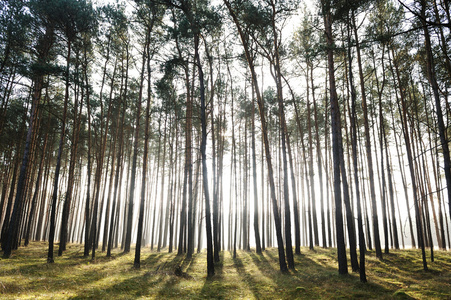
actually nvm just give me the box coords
[223,0,288,272]
[390,47,428,271]
[420,0,451,225]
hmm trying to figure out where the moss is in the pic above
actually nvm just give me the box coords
[0,243,450,299]
[392,290,412,299]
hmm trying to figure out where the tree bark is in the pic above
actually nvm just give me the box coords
[321,0,347,274]
[223,0,288,272]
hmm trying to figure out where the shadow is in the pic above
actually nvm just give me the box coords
[70,249,172,299]
[183,254,198,274]
[155,254,198,299]
[213,251,225,278]
[247,248,401,299]
[195,251,251,299]
[4,243,442,299]
[230,252,265,299]
[141,252,174,271]
[69,271,166,299]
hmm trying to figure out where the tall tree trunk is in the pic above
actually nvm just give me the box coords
[124,49,146,253]
[59,61,84,255]
[48,38,72,263]
[83,51,93,257]
[224,0,288,272]
[250,46,262,257]
[194,32,215,277]
[310,69,327,249]
[352,12,382,259]
[243,114,249,251]
[321,0,347,274]
[3,23,54,258]
[206,45,221,261]
[373,43,400,251]
[24,111,50,247]
[157,117,167,252]
[283,78,301,254]
[306,62,319,247]
[347,21,366,281]
[420,0,451,225]
[176,16,193,256]
[135,32,151,268]
[91,60,116,259]
[389,47,428,271]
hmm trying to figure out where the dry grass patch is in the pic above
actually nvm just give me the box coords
[0,242,450,299]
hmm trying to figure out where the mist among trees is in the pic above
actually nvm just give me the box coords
[0,0,450,283]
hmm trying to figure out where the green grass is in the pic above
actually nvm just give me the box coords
[0,242,450,299]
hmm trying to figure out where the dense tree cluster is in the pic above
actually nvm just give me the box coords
[0,0,450,281]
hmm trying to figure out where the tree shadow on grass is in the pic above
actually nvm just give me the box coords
[69,271,167,299]
[230,252,265,299]
[249,248,407,299]
[141,251,176,271]
[194,251,244,300]
[153,253,214,299]
[6,244,432,299]
[16,244,128,277]
[364,250,451,298]
[68,250,171,299]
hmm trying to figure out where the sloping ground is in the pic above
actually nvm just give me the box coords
[0,242,450,299]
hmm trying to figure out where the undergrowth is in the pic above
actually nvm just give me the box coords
[0,242,450,299]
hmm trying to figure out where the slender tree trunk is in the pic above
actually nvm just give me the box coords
[59,62,84,255]
[124,51,145,253]
[47,38,72,263]
[351,13,382,259]
[206,45,221,261]
[135,32,151,268]
[84,53,93,257]
[224,0,288,272]
[3,24,54,258]
[24,113,50,247]
[420,0,451,224]
[251,81,262,255]
[282,75,301,254]
[347,21,366,281]
[91,60,116,259]
[306,62,319,247]
[389,47,428,270]
[243,115,249,251]
[321,1,347,274]
[193,32,215,277]
[157,117,167,252]
[176,19,193,256]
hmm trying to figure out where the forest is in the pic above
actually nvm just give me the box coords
[0,0,450,290]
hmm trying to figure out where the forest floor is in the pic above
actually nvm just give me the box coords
[0,242,450,299]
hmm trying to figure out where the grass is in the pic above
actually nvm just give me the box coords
[0,242,450,299]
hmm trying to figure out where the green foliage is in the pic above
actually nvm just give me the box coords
[291,7,321,63]
[0,98,27,151]
[0,0,32,71]
[161,0,222,38]
[366,0,406,45]
[320,0,374,22]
